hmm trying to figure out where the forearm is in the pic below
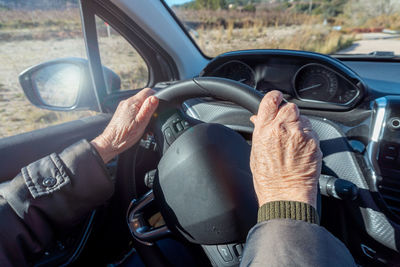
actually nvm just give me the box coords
[241,219,356,267]
[0,140,114,265]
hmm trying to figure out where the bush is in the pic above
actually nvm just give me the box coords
[243,4,256,12]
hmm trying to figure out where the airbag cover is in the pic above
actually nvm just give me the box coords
[154,123,257,245]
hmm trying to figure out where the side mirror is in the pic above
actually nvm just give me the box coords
[19,57,121,111]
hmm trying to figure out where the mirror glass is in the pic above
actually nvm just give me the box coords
[32,63,81,108]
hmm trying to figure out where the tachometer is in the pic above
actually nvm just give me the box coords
[210,60,256,88]
[294,64,338,102]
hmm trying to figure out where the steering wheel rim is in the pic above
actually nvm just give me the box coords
[155,77,263,113]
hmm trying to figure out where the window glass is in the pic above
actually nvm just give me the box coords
[165,0,400,57]
[0,1,96,138]
[96,16,149,91]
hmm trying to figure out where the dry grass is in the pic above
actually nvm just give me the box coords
[0,9,80,29]
[364,14,400,31]
[173,9,320,29]
[97,35,149,90]
[173,8,353,57]
[194,24,354,57]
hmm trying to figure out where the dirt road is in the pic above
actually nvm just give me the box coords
[339,33,400,54]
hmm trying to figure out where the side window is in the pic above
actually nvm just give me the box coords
[0,1,95,138]
[95,16,149,92]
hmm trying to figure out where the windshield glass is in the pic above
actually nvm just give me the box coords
[164,0,400,57]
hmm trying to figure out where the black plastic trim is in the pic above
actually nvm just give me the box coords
[200,49,366,111]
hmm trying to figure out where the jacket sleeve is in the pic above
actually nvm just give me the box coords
[240,219,356,267]
[0,140,114,266]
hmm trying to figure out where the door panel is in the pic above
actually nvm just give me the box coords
[0,114,111,182]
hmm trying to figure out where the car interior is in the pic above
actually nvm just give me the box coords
[1,0,400,266]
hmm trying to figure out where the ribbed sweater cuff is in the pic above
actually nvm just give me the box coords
[258,201,319,225]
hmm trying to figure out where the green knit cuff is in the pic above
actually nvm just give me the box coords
[258,201,320,225]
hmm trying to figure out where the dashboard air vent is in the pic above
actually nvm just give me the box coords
[378,177,400,217]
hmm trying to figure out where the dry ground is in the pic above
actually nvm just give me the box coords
[339,33,400,54]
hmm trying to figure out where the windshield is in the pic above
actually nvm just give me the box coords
[164,0,400,57]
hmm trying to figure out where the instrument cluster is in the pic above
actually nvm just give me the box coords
[202,50,364,109]
[293,63,359,105]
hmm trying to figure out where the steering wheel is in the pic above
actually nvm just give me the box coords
[126,77,287,266]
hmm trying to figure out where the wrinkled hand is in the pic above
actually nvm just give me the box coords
[91,88,159,163]
[250,90,322,208]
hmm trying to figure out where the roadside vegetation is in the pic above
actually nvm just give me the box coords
[172,0,400,56]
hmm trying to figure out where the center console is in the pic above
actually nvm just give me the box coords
[368,96,400,219]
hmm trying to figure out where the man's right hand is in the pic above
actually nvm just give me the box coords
[250,90,322,209]
[91,88,159,164]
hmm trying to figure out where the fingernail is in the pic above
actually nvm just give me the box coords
[150,96,158,104]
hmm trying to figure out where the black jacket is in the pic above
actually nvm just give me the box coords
[0,140,356,266]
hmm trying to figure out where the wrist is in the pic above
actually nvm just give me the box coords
[90,136,116,164]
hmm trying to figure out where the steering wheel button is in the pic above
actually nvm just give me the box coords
[175,122,184,132]
[217,245,233,262]
[164,127,175,145]
[233,244,243,257]
[182,120,190,129]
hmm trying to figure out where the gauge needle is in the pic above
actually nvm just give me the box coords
[299,84,322,92]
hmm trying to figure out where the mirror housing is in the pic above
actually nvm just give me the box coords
[19,57,121,111]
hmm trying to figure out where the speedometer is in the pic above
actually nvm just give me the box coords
[210,60,256,88]
[293,64,338,102]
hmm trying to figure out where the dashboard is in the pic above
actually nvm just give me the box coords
[200,50,365,110]
[178,49,400,264]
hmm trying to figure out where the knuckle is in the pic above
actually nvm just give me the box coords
[286,103,298,113]
[264,95,277,109]
[292,129,304,140]
[267,96,275,106]
[275,121,286,131]
[122,100,132,109]
[131,103,140,113]
[308,138,320,151]
[118,100,127,107]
